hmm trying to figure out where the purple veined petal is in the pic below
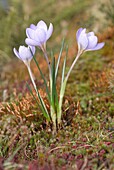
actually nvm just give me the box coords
[87,32,95,37]
[46,23,53,40]
[29,46,36,55]
[89,42,105,51]
[78,33,88,50]
[26,28,35,39]
[86,36,98,50]
[25,38,41,47]
[30,24,37,30]
[13,48,21,60]
[76,28,83,41]
[34,28,47,44]
[37,20,47,32]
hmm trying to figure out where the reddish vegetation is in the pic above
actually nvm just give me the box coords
[0,26,114,169]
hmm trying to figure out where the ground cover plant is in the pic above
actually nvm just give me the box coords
[13,21,104,133]
[0,0,114,170]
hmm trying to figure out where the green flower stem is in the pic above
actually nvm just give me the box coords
[27,62,50,121]
[42,48,57,130]
[42,46,51,75]
[27,64,37,94]
[57,51,82,125]
[65,51,82,82]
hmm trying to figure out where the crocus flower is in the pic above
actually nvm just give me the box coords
[25,20,53,51]
[76,28,105,53]
[13,45,35,66]
[13,45,37,93]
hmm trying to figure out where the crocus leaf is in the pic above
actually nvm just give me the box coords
[61,46,68,85]
[32,55,51,103]
[51,55,59,112]
[51,55,56,109]
[55,39,65,80]
[37,91,50,121]
[26,82,40,108]
[26,82,50,121]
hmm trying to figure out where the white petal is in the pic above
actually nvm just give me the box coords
[30,24,37,30]
[18,46,25,55]
[35,28,47,45]
[80,28,86,34]
[78,33,88,50]
[87,32,94,37]
[87,36,98,50]
[29,46,36,55]
[26,28,35,39]
[46,23,53,40]
[37,20,47,31]
[18,46,33,60]
[90,42,105,51]
[76,28,83,41]
[25,38,41,47]
[13,48,21,60]
[25,48,33,60]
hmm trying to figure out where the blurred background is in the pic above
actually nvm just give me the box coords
[0,0,113,58]
[0,0,114,96]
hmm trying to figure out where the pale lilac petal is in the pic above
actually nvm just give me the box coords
[87,32,94,37]
[26,21,53,50]
[29,46,35,55]
[76,27,105,52]
[80,28,86,34]
[87,36,98,50]
[24,48,33,60]
[90,42,105,51]
[19,46,33,60]
[25,38,41,46]
[34,28,47,44]
[19,45,25,53]
[16,46,27,61]
[19,46,27,59]
[26,28,35,39]
[46,23,53,40]
[30,24,37,30]
[76,28,83,41]
[37,20,47,31]
[78,33,88,50]
[13,48,21,60]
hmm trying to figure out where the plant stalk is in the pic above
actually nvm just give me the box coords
[27,64,37,94]
[57,51,82,125]
[65,51,82,82]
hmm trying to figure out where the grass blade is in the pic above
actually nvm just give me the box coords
[37,91,50,121]
[26,82,50,121]
[33,55,51,103]
[26,82,40,107]
[51,55,59,111]
[51,56,56,108]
